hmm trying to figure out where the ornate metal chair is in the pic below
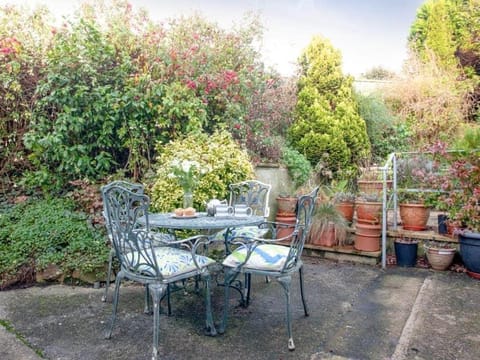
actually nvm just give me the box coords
[101,180,145,303]
[102,184,217,359]
[214,180,271,246]
[219,187,318,351]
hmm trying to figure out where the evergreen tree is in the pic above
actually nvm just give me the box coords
[288,36,370,181]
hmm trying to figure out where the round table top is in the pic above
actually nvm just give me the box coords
[144,212,265,230]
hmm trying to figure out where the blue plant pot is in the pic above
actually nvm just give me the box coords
[459,232,480,274]
[395,241,418,267]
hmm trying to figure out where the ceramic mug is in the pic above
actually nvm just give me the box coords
[215,205,234,217]
[234,204,253,217]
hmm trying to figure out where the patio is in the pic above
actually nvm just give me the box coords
[1,257,480,360]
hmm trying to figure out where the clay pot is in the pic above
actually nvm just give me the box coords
[426,247,455,271]
[335,202,355,223]
[310,223,336,247]
[356,201,382,224]
[357,180,392,195]
[355,222,381,237]
[354,233,380,252]
[275,214,296,243]
[276,196,297,216]
[399,203,430,231]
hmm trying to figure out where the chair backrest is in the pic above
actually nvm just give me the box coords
[228,180,272,217]
[102,184,162,279]
[101,181,144,235]
[282,187,319,271]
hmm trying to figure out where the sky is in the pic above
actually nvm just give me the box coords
[1,0,426,77]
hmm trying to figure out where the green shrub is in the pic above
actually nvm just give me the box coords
[0,198,109,288]
[355,93,411,162]
[289,36,370,179]
[150,131,254,211]
[281,147,312,190]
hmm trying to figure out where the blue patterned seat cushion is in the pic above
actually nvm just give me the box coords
[213,226,268,241]
[222,244,294,271]
[126,247,215,278]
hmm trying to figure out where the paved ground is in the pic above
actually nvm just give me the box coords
[1,257,480,360]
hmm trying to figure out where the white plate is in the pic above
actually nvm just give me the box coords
[171,214,198,219]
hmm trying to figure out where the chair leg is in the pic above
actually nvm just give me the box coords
[244,273,251,307]
[104,271,123,339]
[218,268,239,334]
[278,275,295,351]
[102,248,115,302]
[299,266,309,317]
[149,284,167,360]
[144,285,151,314]
[202,273,217,336]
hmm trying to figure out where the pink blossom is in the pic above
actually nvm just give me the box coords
[186,80,196,90]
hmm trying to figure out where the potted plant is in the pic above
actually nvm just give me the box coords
[357,166,392,196]
[395,154,438,231]
[275,147,313,218]
[423,240,456,271]
[309,201,348,247]
[397,190,432,231]
[431,130,480,277]
[322,180,356,223]
[356,193,382,225]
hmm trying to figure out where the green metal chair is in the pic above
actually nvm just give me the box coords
[103,184,217,360]
[213,180,271,252]
[101,180,145,303]
[219,187,318,350]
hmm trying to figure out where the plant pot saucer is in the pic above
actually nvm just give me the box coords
[402,225,427,231]
[466,270,480,280]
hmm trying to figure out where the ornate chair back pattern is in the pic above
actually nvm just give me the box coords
[284,187,318,271]
[100,180,146,302]
[229,180,271,217]
[102,185,162,280]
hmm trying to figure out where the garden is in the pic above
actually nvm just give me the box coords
[1,0,479,289]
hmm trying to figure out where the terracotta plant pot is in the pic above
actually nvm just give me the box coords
[354,233,380,252]
[357,180,392,195]
[355,222,381,237]
[356,201,382,224]
[275,214,296,243]
[310,223,337,247]
[426,247,455,271]
[276,196,297,216]
[335,202,355,223]
[399,203,430,231]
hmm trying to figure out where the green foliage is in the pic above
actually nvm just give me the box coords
[409,0,479,72]
[288,36,370,180]
[3,1,274,191]
[24,18,138,188]
[0,5,52,178]
[356,93,410,162]
[0,198,109,287]
[361,66,396,80]
[281,147,312,190]
[150,131,254,211]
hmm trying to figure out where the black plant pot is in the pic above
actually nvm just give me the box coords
[394,241,418,267]
[437,214,448,235]
[459,232,480,275]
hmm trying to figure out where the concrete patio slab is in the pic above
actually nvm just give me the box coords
[1,257,479,360]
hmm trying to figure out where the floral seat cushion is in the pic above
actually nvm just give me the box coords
[222,244,295,271]
[213,226,268,241]
[126,247,215,279]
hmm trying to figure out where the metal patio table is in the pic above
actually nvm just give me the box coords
[140,212,265,305]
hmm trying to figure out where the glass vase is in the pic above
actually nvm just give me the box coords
[183,191,194,209]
